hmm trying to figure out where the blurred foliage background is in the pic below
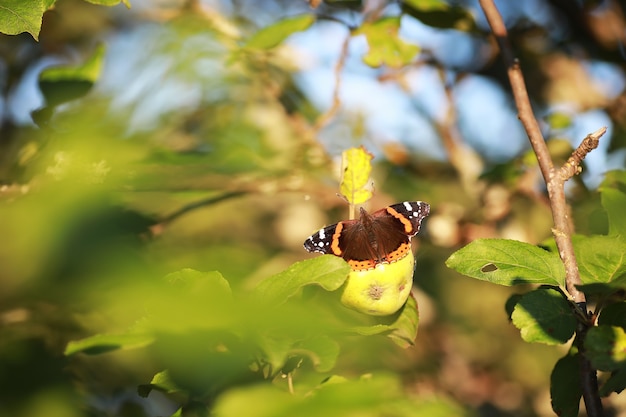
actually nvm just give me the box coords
[1,0,625,416]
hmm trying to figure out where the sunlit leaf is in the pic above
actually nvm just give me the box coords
[340,146,373,205]
[84,0,131,6]
[585,325,626,371]
[550,350,582,417]
[138,370,182,398]
[446,238,565,286]
[245,14,315,49]
[0,0,46,40]
[572,235,626,286]
[255,256,350,304]
[510,288,576,345]
[64,333,154,356]
[355,17,419,68]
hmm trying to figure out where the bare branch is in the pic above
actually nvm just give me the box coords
[558,127,607,182]
[478,1,605,415]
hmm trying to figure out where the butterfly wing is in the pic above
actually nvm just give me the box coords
[385,201,430,237]
[303,223,342,255]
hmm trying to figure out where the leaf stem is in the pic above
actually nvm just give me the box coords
[478,1,606,415]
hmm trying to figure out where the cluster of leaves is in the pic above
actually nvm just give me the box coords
[63,259,432,416]
[447,171,626,416]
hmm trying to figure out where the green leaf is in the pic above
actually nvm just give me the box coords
[64,333,154,356]
[576,282,626,298]
[598,302,626,330]
[38,43,106,107]
[545,112,573,130]
[446,238,566,286]
[163,268,232,297]
[84,0,131,6]
[340,146,373,205]
[138,370,182,398]
[585,325,626,371]
[600,366,626,396]
[510,288,576,345]
[212,373,469,417]
[293,335,340,373]
[550,350,582,417]
[255,255,350,304]
[601,188,626,238]
[0,0,47,40]
[384,293,419,348]
[355,17,419,68]
[245,14,315,49]
[572,235,626,286]
[145,269,236,333]
[401,0,476,31]
[349,294,419,348]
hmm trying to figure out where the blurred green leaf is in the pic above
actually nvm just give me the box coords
[245,14,315,49]
[150,331,262,397]
[401,0,476,31]
[355,17,419,68]
[511,288,576,345]
[600,366,626,396]
[293,335,340,373]
[348,294,419,348]
[64,333,154,356]
[340,146,373,205]
[213,373,469,417]
[255,256,350,304]
[572,235,626,285]
[545,112,573,130]
[0,0,46,40]
[84,0,131,6]
[38,43,106,107]
[164,268,233,297]
[600,188,626,237]
[585,325,626,371]
[446,238,565,286]
[550,350,582,417]
[138,370,182,398]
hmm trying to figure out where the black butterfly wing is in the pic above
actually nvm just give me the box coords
[385,201,430,236]
[303,223,342,255]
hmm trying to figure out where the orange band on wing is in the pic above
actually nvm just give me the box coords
[331,222,344,256]
[386,206,413,234]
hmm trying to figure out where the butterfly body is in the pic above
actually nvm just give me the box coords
[304,201,430,271]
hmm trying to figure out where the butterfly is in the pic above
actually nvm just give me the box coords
[303,201,430,270]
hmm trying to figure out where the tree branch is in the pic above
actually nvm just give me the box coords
[478,1,606,415]
[313,34,350,132]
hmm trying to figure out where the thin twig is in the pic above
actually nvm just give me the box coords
[478,1,605,415]
[313,34,351,132]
